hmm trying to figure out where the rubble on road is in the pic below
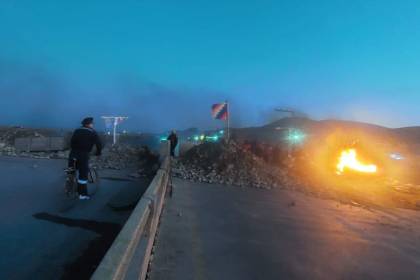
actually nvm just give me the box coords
[171,141,420,211]
[173,141,289,189]
[93,145,160,177]
[92,145,141,170]
[0,126,160,175]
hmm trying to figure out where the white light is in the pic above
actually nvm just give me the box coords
[390,153,404,160]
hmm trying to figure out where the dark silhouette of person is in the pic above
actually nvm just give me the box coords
[68,117,102,200]
[167,130,178,157]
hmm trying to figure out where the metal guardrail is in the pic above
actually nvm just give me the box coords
[92,143,171,280]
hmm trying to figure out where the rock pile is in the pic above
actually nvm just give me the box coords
[173,141,289,189]
[93,145,160,176]
[92,145,140,170]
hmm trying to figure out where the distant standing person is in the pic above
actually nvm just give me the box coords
[68,117,102,200]
[167,130,178,157]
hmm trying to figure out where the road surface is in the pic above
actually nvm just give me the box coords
[0,156,149,280]
[150,178,420,280]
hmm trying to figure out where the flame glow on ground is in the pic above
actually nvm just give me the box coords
[336,149,377,175]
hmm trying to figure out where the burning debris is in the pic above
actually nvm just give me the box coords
[173,138,420,211]
[173,141,288,189]
[336,149,377,175]
[2,120,420,211]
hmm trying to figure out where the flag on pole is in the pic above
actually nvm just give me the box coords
[211,102,228,120]
[113,117,127,126]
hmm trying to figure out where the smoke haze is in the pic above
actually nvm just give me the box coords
[0,60,247,132]
[1,59,419,132]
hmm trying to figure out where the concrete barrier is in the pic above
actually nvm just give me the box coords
[14,137,66,152]
[92,142,171,280]
[158,141,170,159]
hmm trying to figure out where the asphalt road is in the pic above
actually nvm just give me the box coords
[0,156,149,280]
[150,178,420,280]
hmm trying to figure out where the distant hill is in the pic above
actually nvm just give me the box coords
[394,126,420,144]
[232,117,420,146]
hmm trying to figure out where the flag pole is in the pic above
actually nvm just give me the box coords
[226,100,230,142]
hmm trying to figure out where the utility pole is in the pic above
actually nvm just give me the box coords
[101,116,128,145]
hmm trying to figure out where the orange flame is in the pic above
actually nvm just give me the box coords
[336,149,377,175]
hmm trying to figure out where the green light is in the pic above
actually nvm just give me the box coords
[285,129,306,144]
[200,135,205,141]
[205,135,219,142]
[219,130,224,134]
[159,137,167,142]
[193,136,199,141]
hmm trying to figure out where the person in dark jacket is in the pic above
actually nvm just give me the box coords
[167,130,178,157]
[68,117,102,200]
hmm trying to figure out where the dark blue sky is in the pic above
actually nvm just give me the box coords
[1,0,419,132]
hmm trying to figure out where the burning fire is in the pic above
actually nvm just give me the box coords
[336,149,377,175]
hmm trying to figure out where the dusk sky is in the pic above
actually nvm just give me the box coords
[1,0,420,132]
